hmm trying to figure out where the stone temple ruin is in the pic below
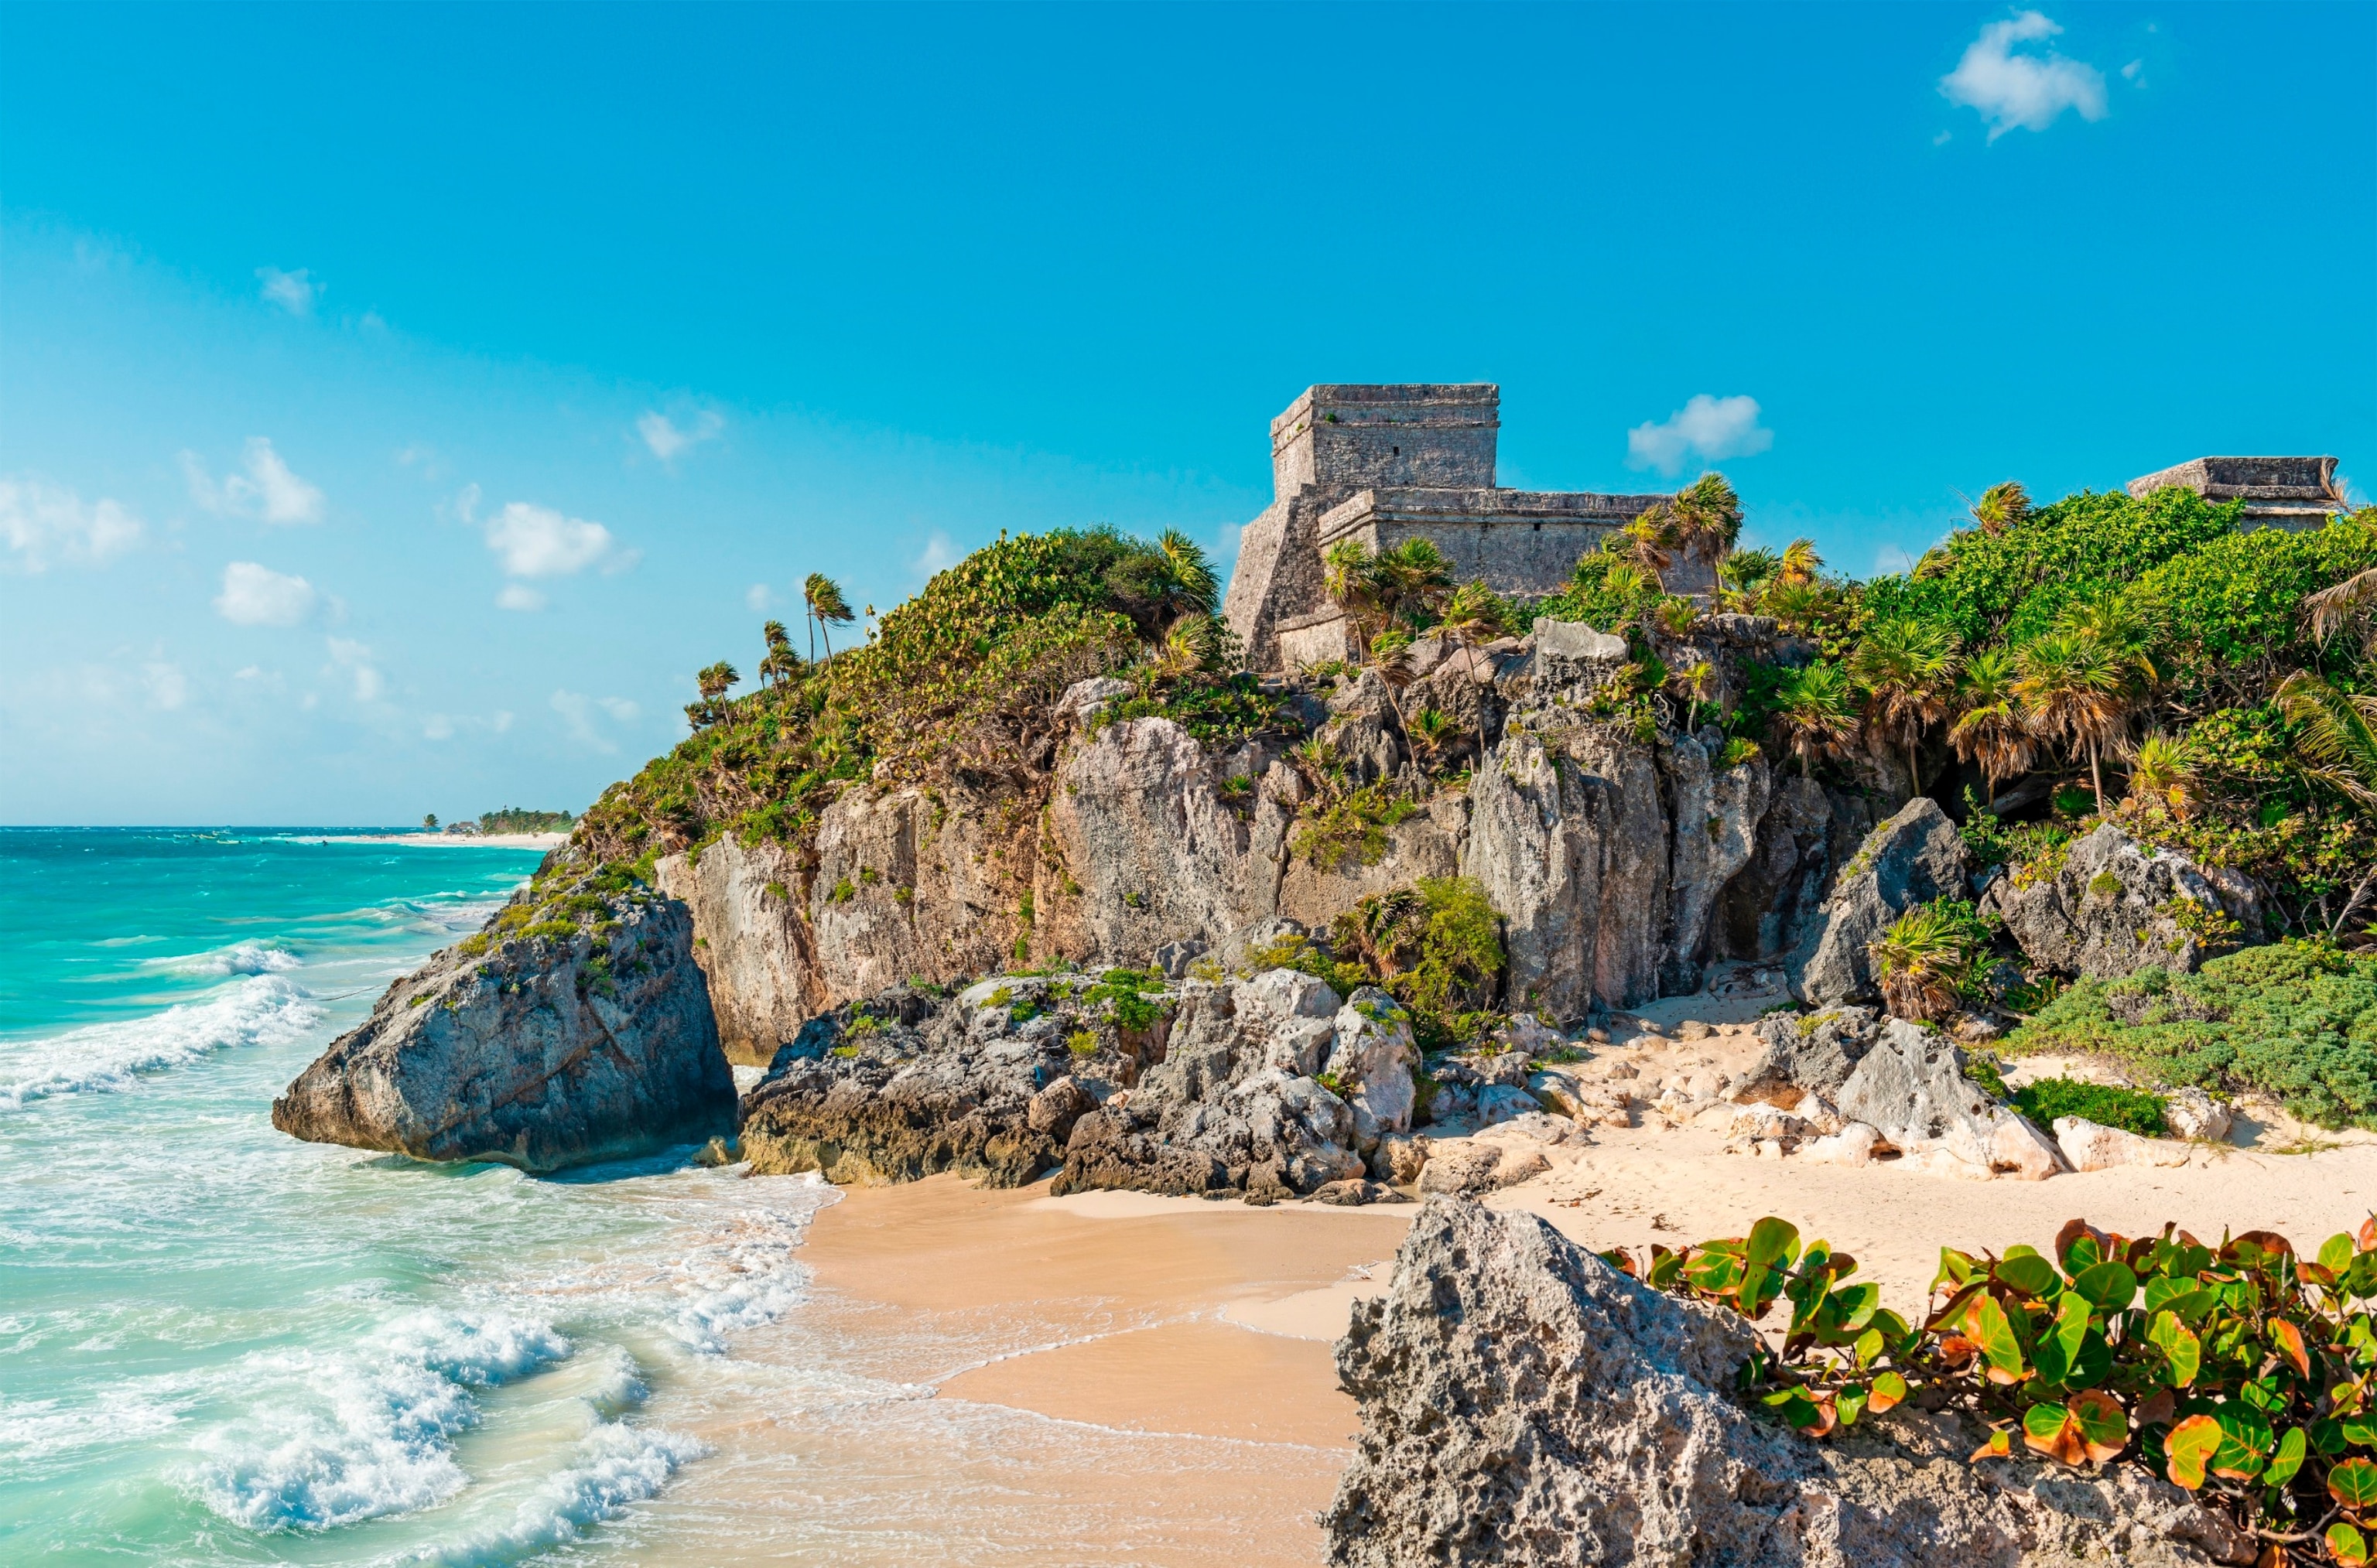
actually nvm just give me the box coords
[1218,382,2350,671]
[1221,384,1673,671]
[2127,454,2345,532]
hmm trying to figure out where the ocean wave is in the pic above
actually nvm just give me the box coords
[661,1191,823,1354]
[0,975,321,1112]
[388,1419,707,1567]
[0,1391,184,1462]
[162,940,304,976]
[186,1309,571,1533]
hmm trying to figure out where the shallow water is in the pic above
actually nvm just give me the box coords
[0,828,1340,1567]
[0,828,836,1566]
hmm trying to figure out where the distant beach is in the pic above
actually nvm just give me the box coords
[299,831,568,850]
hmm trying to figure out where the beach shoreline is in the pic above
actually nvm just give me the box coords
[297,831,568,849]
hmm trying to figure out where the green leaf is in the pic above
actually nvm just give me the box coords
[1970,1294,2027,1383]
[1870,1370,1908,1413]
[2070,1389,2127,1462]
[1854,1327,1885,1368]
[1934,1248,1977,1292]
[2324,1233,2358,1274]
[2164,1414,2221,1488]
[2345,1415,2377,1449]
[2330,1522,2370,1566]
[2266,1426,2308,1488]
[2071,1260,2139,1313]
[1996,1254,2062,1300]
[2023,1402,2077,1462]
[2033,1292,2091,1386]
[2146,1310,2201,1388]
[1747,1217,1801,1272]
[2211,1407,2275,1479]
[2334,1457,2377,1510]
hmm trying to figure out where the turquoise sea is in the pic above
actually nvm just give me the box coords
[0,828,836,1566]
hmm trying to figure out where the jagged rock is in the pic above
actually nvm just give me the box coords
[1988,823,2256,982]
[1801,1120,1884,1167]
[1326,1198,2246,1567]
[1790,798,1969,1006]
[1325,988,1418,1149]
[1660,734,1770,993]
[2055,1117,2193,1171]
[1054,675,1134,724]
[1834,1019,2064,1180]
[2163,1087,2233,1143]
[1476,1084,1541,1126]
[1313,1177,1409,1207]
[1151,938,1209,979]
[1739,1005,1881,1106]
[1490,1013,1565,1054]
[1373,1132,1429,1184]
[1531,619,1628,662]
[654,835,821,1064]
[1025,1074,1093,1139]
[272,885,734,1173]
[1715,773,1836,962]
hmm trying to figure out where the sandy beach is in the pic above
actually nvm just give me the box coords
[303,831,569,849]
[629,1105,2377,1566]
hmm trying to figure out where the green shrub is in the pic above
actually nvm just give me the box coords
[1082,966,1168,1033]
[1616,1214,2377,1561]
[1869,899,1996,1022]
[1291,783,1421,872]
[1328,877,1506,1049]
[2009,941,2377,1128]
[1065,1030,1099,1057]
[2010,1076,2168,1137]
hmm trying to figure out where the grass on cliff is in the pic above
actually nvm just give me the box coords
[2005,940,2377,1128]
[573,528,1286,873]
[1253,876,1505,1049]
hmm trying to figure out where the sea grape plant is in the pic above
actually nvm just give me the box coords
[1604,1214,2377,1563]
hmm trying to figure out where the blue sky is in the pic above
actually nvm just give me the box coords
[3,2,2370,825]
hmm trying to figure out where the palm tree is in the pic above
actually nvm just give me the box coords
[2053,590,2164,699]
[2277,669,2377,813]
[1373,538,1454,630]
[2122,732,2201,821]
[697,661,740,701]
[1667,472,1742,589]
[1157,528,1219,618]
[1438,580,1508,760]
[1969,481,2031,536]
[1671,658,1719,733]
[1151,613,1218,680]
[758,620,800,686]
[1406,705,1459,768]
[1774,660,1858,778]
[1718,547,1778,612]
[1849,618,1961,794]
[1619,504,1678,585]
[1776,538,1822,589]
[804,573,854,664]
[2013,631,2125,810]
[1322,540,1384,646]
[1948,647,2034,804]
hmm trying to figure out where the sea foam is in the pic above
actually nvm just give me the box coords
[0,975,321,1112]
[390,1419,708,1567]
[187,1308,572,1532]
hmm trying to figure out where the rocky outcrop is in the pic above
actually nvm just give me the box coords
[1325,1197,2245,1567]
[272,883,735,1173]
[1833,1018,2064,1180]
[1986,822,2258,982]
[1790,797,1969,1007]
[1739,1004,1883,1106]
[734,968,1427,1202]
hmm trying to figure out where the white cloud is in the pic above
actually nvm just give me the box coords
[1625,395,1774,476]
[912,531,961,579]
[214,562,319,627]
[745,582,776,611]
[0,477,145,571]
[1940,12,2108,141]
[484,501,613,577]
[423,713,454,740]
[2121,58,2144,84]
[637,410,724,463]
[551,688,626,753]
[256,265,320,316]
[182,438,326,524]
[142,661,188,711]
[326,636,384,702]
[598,696,640,723]
[496,583,547,612]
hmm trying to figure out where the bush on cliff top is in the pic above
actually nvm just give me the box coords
[1615,1213,2377,1563]
[575,527,1276,869]
[2007,941,2377,1129]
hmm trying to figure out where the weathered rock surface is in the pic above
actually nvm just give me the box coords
[1325,1197,2245,1567]
[2163,1087,2234,1143]
[272,883,735,1173]
[1987,822,2258,982]
[1791,797,1970,1006]
[1834,1019,2064,1180]
[1740,1004,1882,1105]
[2055,1116,2192,1171]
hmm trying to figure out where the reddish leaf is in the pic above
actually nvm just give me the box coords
[2272,1319,2312,1379]
[2165,1415,2221,1490]
[2134,1389,2176,1428]
[2069,1391,2129,1464]
[2024,1402,2088,1467]
[2330,1522,2370,1566]
[1971,1425,2013,1462]
[1869,1371,1907,1414]
[2358,1214,2377,1254]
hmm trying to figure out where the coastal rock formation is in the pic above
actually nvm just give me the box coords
[272,882,734,1173]
[1832,1019,2064,1180]
[1324,1197,2245,1567]
[1986,822,2258,982]
[1791,797,1969,1007]
[735,969,1419,1201]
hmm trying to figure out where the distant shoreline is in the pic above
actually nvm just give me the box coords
[299,832,566,850]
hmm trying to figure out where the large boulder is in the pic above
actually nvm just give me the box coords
[1833,1019,2064,1180]
[1790,797,1968,1006]
[1325,1197,2245,1567]
[1737,1005,1883,1106]
[272,883,734,1173]
[1658,734,1770,994]
[1988,822,2256,982]
[1322,986,1418,1150]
